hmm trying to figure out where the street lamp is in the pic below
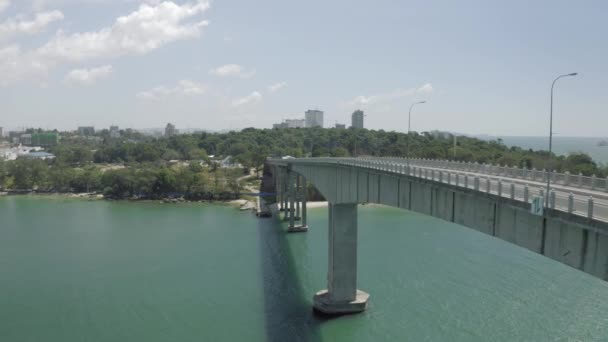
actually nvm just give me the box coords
[545,72,577,208]
[407,101,426,165]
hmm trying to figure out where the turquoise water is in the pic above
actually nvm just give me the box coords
[1,196,608,341]
[481,136,608,164]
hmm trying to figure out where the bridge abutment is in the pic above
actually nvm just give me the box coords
[313,203,368,314]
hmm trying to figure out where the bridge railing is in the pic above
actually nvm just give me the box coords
[270,157,605,222]
[361,157,608,193]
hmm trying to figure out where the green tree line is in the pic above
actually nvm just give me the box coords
[1,127,606,199]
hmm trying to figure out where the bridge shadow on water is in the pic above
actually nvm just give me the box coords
[257,215,335,342]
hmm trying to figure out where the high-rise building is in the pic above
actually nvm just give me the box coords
[305,110,324,128]
[165,123,177,137]
[351,110,364,129]
[78,126,95,136]
[109,126,120,138]
[0,127,3,138]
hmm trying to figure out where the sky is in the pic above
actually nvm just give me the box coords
[0,0,607,136]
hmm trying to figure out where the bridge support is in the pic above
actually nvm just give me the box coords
[288,173,308,232]
[277,170,285,211]
[313,203,368,314]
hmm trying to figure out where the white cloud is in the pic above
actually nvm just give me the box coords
[65,65,112,85]
[0,0,10,13]
[348,83,434,107]
[0,45,49,86]
[0,0,211,85]
[209,64,256,78]
[137,80,207,100]
[268,81,287,93]
[37,0,209,62]
[0,10,64,39]
[232,91,262,107]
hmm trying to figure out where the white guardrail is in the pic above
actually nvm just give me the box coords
[274,157,607,222]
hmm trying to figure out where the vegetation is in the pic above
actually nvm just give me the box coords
[1,127,606,200]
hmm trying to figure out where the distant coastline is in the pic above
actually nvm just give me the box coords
[474,136,608,164]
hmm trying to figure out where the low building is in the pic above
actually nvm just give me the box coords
[24,152,55,160]
[20,134,32,145]
[220,156,242,168]
[285,119,306,128]
[335,123,346,129]
[31,133,59,147]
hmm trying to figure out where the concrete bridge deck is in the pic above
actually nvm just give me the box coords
[267,157,608,315]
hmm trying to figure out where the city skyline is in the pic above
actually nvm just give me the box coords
[1,1,607,136]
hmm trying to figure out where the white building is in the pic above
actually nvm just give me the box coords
[285,119,306,128]
[305,110,324,128]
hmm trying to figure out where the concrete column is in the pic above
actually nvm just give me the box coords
[578,173,583,187]
[288,173,308,233]
[464,174,469,188]
[591,175,597,190]
[588,197,594,219]
[565,171,571,186]
[510,184,515,199]
[302,177,308,227]
[524,185,529,203]
[550,191,556,209]
[295,175,301,220]
[276,170,283,211]
[498,180,503,197]
[486,178,491,193]
[313,203,369,314]
[282,174,289,221]
[289,172,295,227]
[474,177,480,191]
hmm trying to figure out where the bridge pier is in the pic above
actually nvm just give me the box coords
[288,173,308,232]
[313,203,368,314]
[277,170,285,211]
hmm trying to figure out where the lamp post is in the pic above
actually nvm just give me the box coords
[545,72,577,208]
[407,101,426,165]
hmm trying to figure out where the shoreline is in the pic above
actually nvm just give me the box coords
[0,193,389,210]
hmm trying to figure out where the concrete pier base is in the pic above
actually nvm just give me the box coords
[313,203,367,314]
[288,225,309,233]
[313,289,369,315]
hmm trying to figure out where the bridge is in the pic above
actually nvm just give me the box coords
[267,157,608,315]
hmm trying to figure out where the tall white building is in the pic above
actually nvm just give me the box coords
[351,110,364,129]
[0,127,3,138]
[305,110,324,128]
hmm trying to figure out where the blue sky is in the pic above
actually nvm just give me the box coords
[0,0,606,136]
